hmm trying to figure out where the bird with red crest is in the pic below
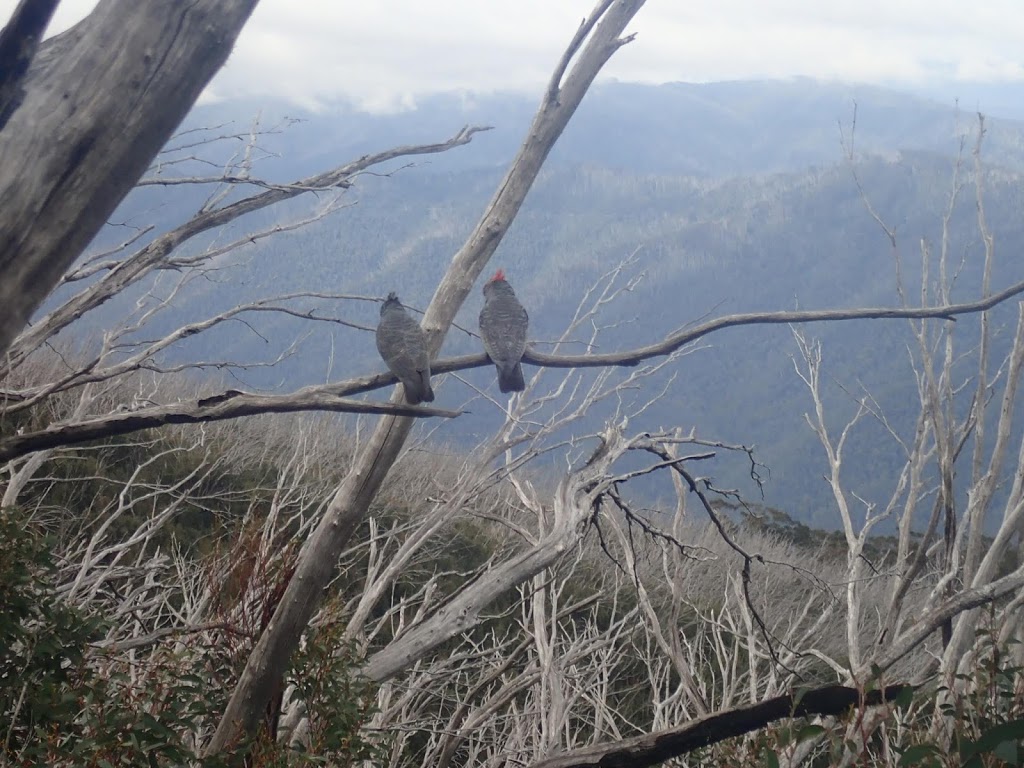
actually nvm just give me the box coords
[479,268,529,393]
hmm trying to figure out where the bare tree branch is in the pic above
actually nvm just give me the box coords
[528,684,910,768]
[520,278,1024,369]
[869,561,1024,679]
[3,124,490,375]
[0,392,461,462]
[5,284,1023,463]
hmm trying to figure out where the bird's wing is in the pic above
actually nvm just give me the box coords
[480,300,528,363]
[397,315,431,369]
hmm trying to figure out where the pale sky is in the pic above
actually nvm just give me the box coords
[5,1,1024,112]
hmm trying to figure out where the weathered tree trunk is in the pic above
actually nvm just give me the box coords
[205,0,648,756]
[0,0,259,357]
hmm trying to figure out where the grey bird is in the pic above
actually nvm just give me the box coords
[376,292,435,405]
[479,268,529,393]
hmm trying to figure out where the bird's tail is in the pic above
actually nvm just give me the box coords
[403,381,423,405]
[415,368,435,403]
[497,362,525,393]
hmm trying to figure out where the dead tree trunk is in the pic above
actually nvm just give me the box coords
[0,0,259,357]
[205,0,648,756]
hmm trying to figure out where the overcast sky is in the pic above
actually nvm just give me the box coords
[5,1,1024,112]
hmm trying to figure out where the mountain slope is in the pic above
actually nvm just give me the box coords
[61,80,1024,529]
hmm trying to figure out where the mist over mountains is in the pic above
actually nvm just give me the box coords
[71,79,1024,529]
[186,78,1024,175]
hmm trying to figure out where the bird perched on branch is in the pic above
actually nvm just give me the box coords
[376,292,434,405]
[479,268,529,393]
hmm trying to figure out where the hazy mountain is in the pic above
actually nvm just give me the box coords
[64,79,1024,529]
[908,79,1024,121]
[184,78,1024,179]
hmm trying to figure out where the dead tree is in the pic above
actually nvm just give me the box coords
[205,0,650,754]
[0,0,260,356]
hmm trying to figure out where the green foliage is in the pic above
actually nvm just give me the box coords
[286,626,384,766]
[898,743,944,767]
[0,506,98,760]
[932,624,1024,768]
[0,506,215,766]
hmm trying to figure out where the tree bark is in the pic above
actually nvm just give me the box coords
[205,0,648,756]
[0,0,260,358]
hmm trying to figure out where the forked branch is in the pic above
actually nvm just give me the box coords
[3,124,490,375]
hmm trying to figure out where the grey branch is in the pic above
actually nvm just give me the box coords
[4,283,1023,463]
[517,276,1024,369]
[0,394,462,462]
[3,123,490,376]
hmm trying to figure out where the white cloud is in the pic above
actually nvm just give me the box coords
[4,1,1023,111]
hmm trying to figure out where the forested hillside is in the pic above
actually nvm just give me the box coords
[66,80,1024,528]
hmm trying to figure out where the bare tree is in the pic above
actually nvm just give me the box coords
[206,0,650,752]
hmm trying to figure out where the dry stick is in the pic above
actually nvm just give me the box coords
[357,426,658,686]
[868,560,1024,680]
[636,440,795,676]
[92,621,255,653]
[203,1,648,755]
[528,684,910,768]
[520,275,1024,369]
[434,635,537,768]
[0,395,462,462]
[5,282,1024,464]
[963,114,995,584]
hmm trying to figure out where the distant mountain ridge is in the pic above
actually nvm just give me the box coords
[186,78,1024,179]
